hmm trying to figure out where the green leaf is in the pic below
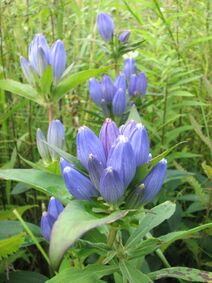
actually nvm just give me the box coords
[0,205,37,220]
[49,200,128,269]
[0,221,41,239]
[126,201,176,249]
[160,222,212,251]
[148,267,212,282]
[127,104,142,123]
[120,261,153,283]
[0,233,25,259]
[53,66,109,101]
[0,169,70,204]
[171,90,194,97]
[0,79,45,105]
[0,271,48,283]
[39,65,53,95]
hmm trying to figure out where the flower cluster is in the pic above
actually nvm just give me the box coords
[97,12,130,43]
[89,58,147,117]
[20,33,66,84]
[60,118,167,205]
[36,120,65,163]
[41,197,64,241]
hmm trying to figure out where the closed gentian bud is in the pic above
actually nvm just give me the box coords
[114,73,126,93]
[51,40,66,82]
[37,46,49,76]
[77,126,106,169]
[136,72,147,95]
[141,159,167,203]
[97,13,114,42]
[47,120,65,161]
[20,56,33,84]
[101,75,115,103]
[36,128,51,163]
[99,167,124,203]
[47,197,64,220]
[119,30,131,43]
[88,154,104,190]
[62,166,98,200]
[123,58,137,79]
[99,118,119,158]
[112,88,126,116]
[119,119,136,137]
[28,33,50,73]
[60,157,73,173]
[128,74,137,96]
[107,135,136,187]
[40,211,55,241]
[129,123,150,166]
[89,78,102,105]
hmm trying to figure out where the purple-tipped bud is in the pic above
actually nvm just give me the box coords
[47,197,64,220]
[36,128,51,163]
[47,120,65,161]
[101,75,115,103]
[88,154,104,190]
[107,135,136,187]
[129,123,150,166]
[123,58,137,79]
[114,73,126,93]
[112,88,126,116]
[60,157,73,173]
[97,13,114,42]
[40,211,55,241]
[136,72,147,95]
[99,118,119,158]
[20,56,33,84]
[119,119,137,137]
[28,33,50,73]
[89,78,102,105]
[51,40,66,82]
[99,167,125,203]
[77,126,106,170]
[62,167,98,200]
[128,74,137,96]
[119,30,131,43]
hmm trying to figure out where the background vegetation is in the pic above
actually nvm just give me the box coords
[0,0,211,282]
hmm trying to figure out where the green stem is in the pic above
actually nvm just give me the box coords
[13,209,51,266]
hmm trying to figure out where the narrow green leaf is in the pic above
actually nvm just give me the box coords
[127,238,162,259]
[120,261,153,283]
[0,233,25,259]
[0,271,48,283]
[49,200,128,269]
[0,205,37,220]
[39,65,53,95]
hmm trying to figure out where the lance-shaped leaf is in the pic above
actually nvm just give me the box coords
[49,200,128,269]
[0,169,70,204]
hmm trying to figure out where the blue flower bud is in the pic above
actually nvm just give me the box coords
[99,167,124,203]
[47,197,64,220]
[119,30,131,43]
[136,72,147,95]
[37,46,49,76]
[97,13,114,42]
[62,166,98,200]
[20,56,33,84]
[77,126,106,170]
[141,159,167,203]
[50,40,66,82]
[112,88,126,116]
[60,157,73,173]
[128,74,137,96]
[107,135,136,187]
[89,78,102,105]
[114,73,126,93]
[129,123,150,166]
[36,128,51,163]
[40,211,55,241]
[119,119,137,137]
[99,118,119,158]
[47,120,65,161]
[88,154,104,190]
[101,75,115,103]
[123,58,137,79]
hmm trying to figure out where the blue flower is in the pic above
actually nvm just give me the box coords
[89,78,102,105]
[114,73,126,93]
[136,72,147,95]
[97,13,114,42]
[119,30,131,43]
[128,74,138,96]
[123,58,137,79]
[101,75,115,103]
[47,120,65,161]
[50,40,66,82]
[112,88,126,116]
